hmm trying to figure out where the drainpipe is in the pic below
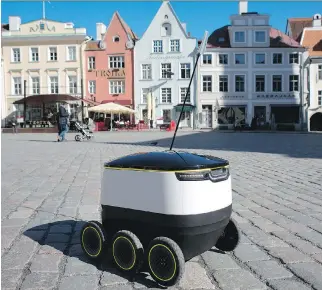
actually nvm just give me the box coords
[299,52,304,131]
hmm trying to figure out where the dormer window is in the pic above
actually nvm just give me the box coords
[161,23,171,37]
[234,31,245,43]
[218,37,225,42]
[165,15,168,19]
[113,36,120,42]
[255,31,266,43]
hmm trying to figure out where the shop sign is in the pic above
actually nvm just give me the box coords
[148,55,184,60]
[256,94,296,99]
[219,95,245,99]
[94,69,125,78]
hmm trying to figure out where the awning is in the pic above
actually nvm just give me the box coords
[13,94,97,105]
[101,100,133,108]
[174,104,195,112]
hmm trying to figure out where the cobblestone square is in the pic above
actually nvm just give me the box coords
[1,131,322,290]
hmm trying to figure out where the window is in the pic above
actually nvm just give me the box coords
[50,76,59,94]
[235,75,245,92]
[12,48,20,62]
[30,48,39,62]
[203,54,212,65]
[161,63,172,79]
[255,75,265,92]
[153,40,163,53]
[318,91,322,106]
[49,47,58,61]
[163,109,171,122]
[113,36,120,42]
[142,88,149,103]
[161,23,171,37]
[202,76,212,92]
[180,63,191,79]
[170,39,180,52]
[289,75,299,91]
[13,77,22,95]
[273,53,283,64]
[219,75,228,92]
[88,80,96,94]
[109,80,125,94]
[69,76,77,94]
[255,53,265,64]
[235,54,245,64]
[67,46,76,61]
[88,57,95,70]
[289,53,299,64]
[180,87,191,103]
[272,75,282,92]
[255,31,266,42]
[109,56,124,68]
[234,31,245,42]
[318,65,322,80]
[142,64,152,80]
[161,88,172,103]
[31,77,40,94]
[219,54,228,65]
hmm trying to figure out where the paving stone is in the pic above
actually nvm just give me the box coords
[49,224,73,234]
[213,268,267,290]
[45,234,70,243]
[100,270,129,286]
[247,260,293,280]
[9,207,34,219]
[64,256,98,275]
[313,253,322,264]
[268,247,314,263]
[20,272,59,289]
[59,275,99,290]
[38,243,68,255]
[68,244,83,256]
[202,250,240,270]
[30,254,62,272]
[234,244,270,262]
[268,279,311,290]
[1,269,24,289]
[2,218,28,228]
[100,285,134,290]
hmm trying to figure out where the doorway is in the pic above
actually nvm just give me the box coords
[254,106,266,127]
[201,105,212,128]
[310,112,322,131]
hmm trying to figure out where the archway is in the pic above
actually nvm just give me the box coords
[310,112,322,131]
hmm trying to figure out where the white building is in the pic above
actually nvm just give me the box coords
[197,3,306,130]
[134,0,197,128]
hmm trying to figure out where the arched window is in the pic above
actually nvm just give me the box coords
[113,36,120,42]
[161,23,171,37]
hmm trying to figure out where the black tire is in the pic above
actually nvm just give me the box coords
[112,230,144,274]
[147,237,185,287]
[80,221,107,260]
[75,134,81,142]
[215,219,240,252]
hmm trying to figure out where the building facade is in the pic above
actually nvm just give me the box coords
[134,1,197,128]
[1,16,88,125]
[84,12,137,108]
[197,9,305,130]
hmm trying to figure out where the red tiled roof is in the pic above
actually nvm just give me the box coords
[302,30,322,56]
[85,41,102,51]
[287,17,320,42]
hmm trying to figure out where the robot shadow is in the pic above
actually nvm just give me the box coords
[23,220,166,289]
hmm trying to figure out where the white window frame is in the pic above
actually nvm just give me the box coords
[31,76,40,94]
[160,87,172,104]
[109,56,125,69]
[153,40,163,53]
[254,31,266,43]
[49,76,59,94]
[318,65,322,80]
[12,76,22,95]
[219,75,229,92]
[141,88,149,104]
[68,76,78,94]
[234,53,246,65]
[170,39,180,52]
[234,74,246,92]
[234,31,246,43]
[202,75,213,92]
[30,47,39,62]
[67,46,76,61]
[48,47,58,61]
[202,54,212,65]
[272,74,283,92]
[289,75,299,92]
[318,90,322,106]
[179,87,191,103]
[254,53,266,65]
[141,64,152,80]
[88,80,96,94]
[180,63,191,79]
[109,80,125,94]
[289,52,299,64]
[272,53,283,65]
[12,48,21,63]
[218,54,228,65]
[88,56,96,70]
[160,63,172,79]
[254,74,266,92]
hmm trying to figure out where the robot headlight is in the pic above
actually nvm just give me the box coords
[175,167,229,182]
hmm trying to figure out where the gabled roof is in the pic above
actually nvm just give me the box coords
[286,17,320,42]
[301,29,322,56]
[202,25,302,49]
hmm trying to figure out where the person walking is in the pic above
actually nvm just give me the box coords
[56,112,61,141]
[58,103,70,142]
[11,116,17,134]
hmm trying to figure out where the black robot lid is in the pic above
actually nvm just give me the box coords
[104,151,229,172]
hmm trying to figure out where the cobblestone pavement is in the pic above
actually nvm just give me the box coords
[2,131,322,290]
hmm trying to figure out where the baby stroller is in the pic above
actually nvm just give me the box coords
[74,121,94,142]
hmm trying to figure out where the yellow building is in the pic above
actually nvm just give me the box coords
[1,16,91,126]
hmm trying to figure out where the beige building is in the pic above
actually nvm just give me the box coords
[1,16,90,126]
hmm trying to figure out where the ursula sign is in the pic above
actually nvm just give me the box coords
[94,69,125,78]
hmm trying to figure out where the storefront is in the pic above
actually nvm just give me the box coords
[174,104,194,128]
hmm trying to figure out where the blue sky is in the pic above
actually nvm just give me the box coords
[1,1,321,39]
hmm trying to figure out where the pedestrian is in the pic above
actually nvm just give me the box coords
[11,116,17,134]
[58,103,70,142]
[56,112,61,141]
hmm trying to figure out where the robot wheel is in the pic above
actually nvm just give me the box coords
[215,218,240,252]
[146,237,185,287]
[80,220,107,261]
[112,230,144,274]
[75,134,82,142]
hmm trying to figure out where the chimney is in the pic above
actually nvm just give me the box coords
[239,0,248,15]
[96,23,106,41]
[313,13,322,27]
[9,16,21,31]
[181,22,187,33]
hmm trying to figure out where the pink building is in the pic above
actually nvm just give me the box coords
[84,12,138,108]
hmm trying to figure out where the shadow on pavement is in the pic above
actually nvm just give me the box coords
[23,220,164,289]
